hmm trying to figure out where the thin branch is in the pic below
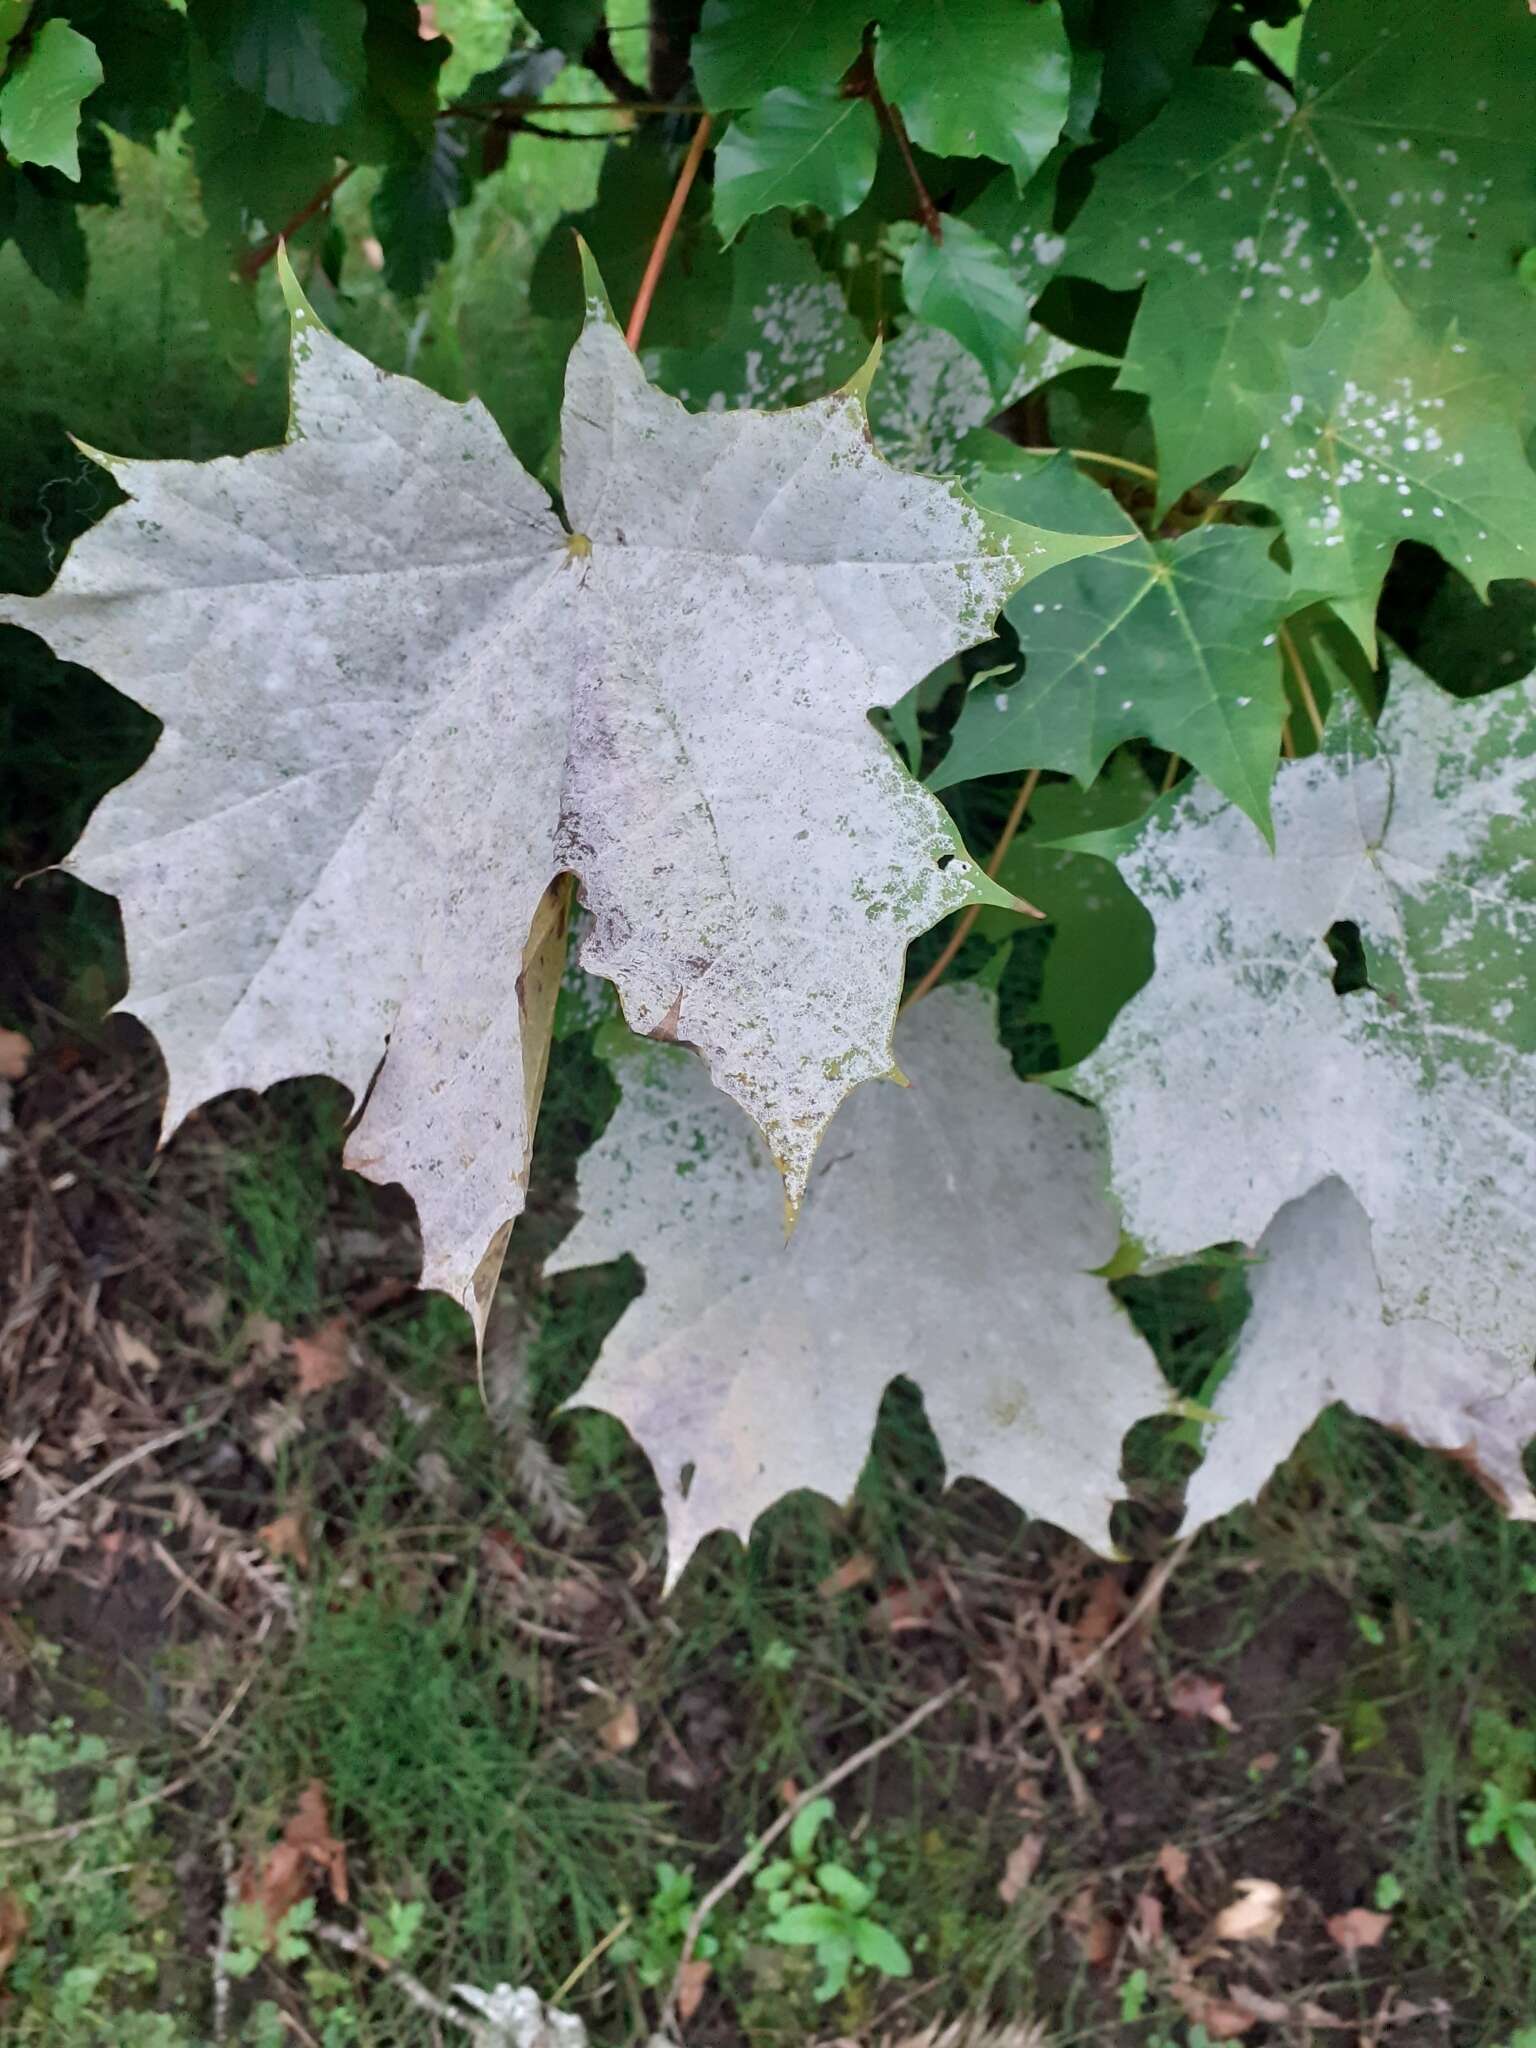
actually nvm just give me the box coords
[1016,445,1159,484]
[662,1680,967,2034]
[1159,752,1183,794]
[237,164,356,282]
[581,23,646,104]
[625,115,713,352]
[866,74,941,242]
[1233,30,1295,98]
[1,1769,200,1850]
[315,1924,487,2040]
[901,768,1041,1014]
[1279,620,1326,744]
[34,1405,228,1523]
[444,97,705,119]
[1049,1532,1195,1708]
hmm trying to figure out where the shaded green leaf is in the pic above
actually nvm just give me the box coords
[878,0,1071,186]
[713,87,877,241]
[189,0,367,126]
[902,216,1033,402]
[0,20,102,179]
[851,1919,912,1976]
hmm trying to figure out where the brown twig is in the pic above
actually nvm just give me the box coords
[662,1679,967,2034]
[901,768,1040,1014]
[1279,620,1326,744]
[581,23,646,105]
[315,1923,486,2038]
[625,115,713,352]
[237,164,356,282]
[866,73,941,242]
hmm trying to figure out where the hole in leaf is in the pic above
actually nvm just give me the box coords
[1325,920,1371,997]
[936,853,957,872]
[678,1460,696,1500]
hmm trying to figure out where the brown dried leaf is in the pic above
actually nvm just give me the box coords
[1325,1905,1392,1952]
[1169,1672,1240,1731]
[291,1317,351,1398]
[242,1779,348,1936]
[1210,1877,1285,1945]
[675,1957,712,2022]
[997,1833,1045,1905]
[818,1552,875,1599]
[257,1510,309,1570]
[0,1031,31,1082]
[0,1891,27,1981]
[109,1321,161,1378]
[239,1313,288,1367]
[1155,1841,1192,1895]
[1062,1885,1115,1966]
[599,1700,640,1754]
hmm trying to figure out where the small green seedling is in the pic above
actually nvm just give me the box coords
[614,1862,718,1988]
[1466,1780,1536,1878]
[752,1798,911,2003]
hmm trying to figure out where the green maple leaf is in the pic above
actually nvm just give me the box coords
[931,453,1296,836]
[188,0,367,126]
[694,0,1070,185]
[0,20,102,180]
[1239,261,1536,658]
[1064,0,1536,504]
[1072,659,1536,1363]
[713,86,878,242]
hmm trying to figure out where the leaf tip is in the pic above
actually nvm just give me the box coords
[276,243,327,342]
[838,335,884,411]
[573,235,619,328]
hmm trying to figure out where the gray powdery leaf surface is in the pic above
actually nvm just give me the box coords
[1073,658,1536,1361]
[1,263,1103,1337]
[1184,1177,1536,1534]
[549,985,1170,1586]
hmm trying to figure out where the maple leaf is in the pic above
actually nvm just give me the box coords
[1238,262,1536,657]
[1063,0,1534,504]
[0,251,1120,1340]
[548,983,1169,1587]
[1070,658,1536,1360]
[932,452,1299,833]
[1184,1179,1536,1534]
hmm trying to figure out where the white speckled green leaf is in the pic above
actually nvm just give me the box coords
[1064,0,1536,504]
[0,254,1121,1339]
[1184,1178,1536,1534]
[1239,262,1536,657]
[550,984,1169,1586]
[1071,657,1536,1360]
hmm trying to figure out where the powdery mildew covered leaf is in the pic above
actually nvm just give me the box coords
[549,985,1170,1586]
[2,259,1116,1337]
[1073,659,1536,1361]
[1239,263,1536,658]
[1063,0,1534,503]
[1184,1179,1536,1533]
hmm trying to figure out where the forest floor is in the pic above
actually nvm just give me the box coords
[4,893,1536,2048]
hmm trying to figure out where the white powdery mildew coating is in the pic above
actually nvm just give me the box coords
[871,321,1107,476]
[1,297,1054,1333]
[649,277,855,413]
[1076,659,1536,1360]
[549,985,1169,1584]
[1185,1179,1536,1531]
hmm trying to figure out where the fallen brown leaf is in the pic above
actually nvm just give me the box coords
[0,1031,31,1082]
[1155,1841,1192,1896]
[1169,1671,1240,1732]
[997,1833,1044,1905]
[1131,1889,1164,1945]
[878,1575,947,1632]
[675,1956,711,2022]
[108,1321,162,1379]
[239,1313,288,1367]
[0,1891,27,1981]
[290,1317,352,1398]
[1073,1571,1124,1647]
[1326,1905,1391,1952]
[257,1510,309,1571]
[599,1700,640,1754]
[1248,1750,1279,1775]
[1210,1877,1285,1945]
[241,1779,348,1937]
[183,1285,228,1333]
[817,1552,874,1599]
[1061,1885,1115,1967]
